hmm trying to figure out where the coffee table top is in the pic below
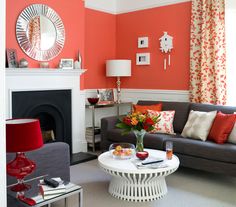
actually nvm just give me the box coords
[98,149,179,174]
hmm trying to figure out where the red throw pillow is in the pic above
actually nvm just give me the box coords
[208,111,236,144]
[133,103,162,114]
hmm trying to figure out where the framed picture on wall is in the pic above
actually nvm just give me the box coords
[98,89,114,104]
[136,53,150,65]
[138,37,149,48]
[6,49,18,68]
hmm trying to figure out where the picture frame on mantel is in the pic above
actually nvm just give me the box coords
[59,58,74,69]
[6,49,18,68]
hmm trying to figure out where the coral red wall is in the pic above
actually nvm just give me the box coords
[84,9,116,89]
[6,0,85,70]
[6,1,191,90]
[116,2,191,90]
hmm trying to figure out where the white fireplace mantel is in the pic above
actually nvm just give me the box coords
[5,68,87,153]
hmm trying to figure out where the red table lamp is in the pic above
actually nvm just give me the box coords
[6,119,43,192]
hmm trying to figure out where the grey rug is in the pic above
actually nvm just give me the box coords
[70,159,236,207]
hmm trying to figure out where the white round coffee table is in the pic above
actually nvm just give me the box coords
[98,149,179,202]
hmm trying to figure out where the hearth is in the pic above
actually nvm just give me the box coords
[12,90,72,154]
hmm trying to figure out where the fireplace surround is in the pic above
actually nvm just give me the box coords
[5,68,87,153]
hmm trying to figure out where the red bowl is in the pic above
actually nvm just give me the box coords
[87,97,99,105]
[136,151,149,160]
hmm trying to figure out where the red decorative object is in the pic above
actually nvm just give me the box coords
[87,97,99,105]
[6,119,43,192]
[208,112,236,144]
[136,151,149,160]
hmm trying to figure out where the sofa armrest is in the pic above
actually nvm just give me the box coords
[101,116,123,151]
[7,142,70,186]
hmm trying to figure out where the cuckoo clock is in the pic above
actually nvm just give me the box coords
[159,32,173,70]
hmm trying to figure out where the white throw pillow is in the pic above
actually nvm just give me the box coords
[181,110,217,141]
[228,112,236,144]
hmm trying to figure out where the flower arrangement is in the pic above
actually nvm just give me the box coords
[116,112,160,135]
[116,112,160,152]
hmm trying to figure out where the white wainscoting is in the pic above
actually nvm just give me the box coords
[85,89,189,127]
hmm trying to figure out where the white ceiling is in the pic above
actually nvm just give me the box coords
[85,0,191,14]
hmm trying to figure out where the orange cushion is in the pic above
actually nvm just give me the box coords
[133,103,162,114]
[208,111,236,144]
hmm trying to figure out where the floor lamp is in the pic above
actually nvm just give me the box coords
[106,59,131,103]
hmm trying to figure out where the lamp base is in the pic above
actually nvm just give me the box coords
[7,152,36,192]
[11,179,31,192]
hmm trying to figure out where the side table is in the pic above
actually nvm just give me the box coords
[7,176,83,207]
[86,102,132,152]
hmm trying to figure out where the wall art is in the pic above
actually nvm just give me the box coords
[136,53,150,65]
[159,32,173,70]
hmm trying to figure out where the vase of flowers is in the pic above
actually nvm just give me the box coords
[116,112,160,152]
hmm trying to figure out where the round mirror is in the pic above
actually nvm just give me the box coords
[16,4,65,61]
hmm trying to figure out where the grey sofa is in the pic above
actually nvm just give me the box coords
[101,100,236,176]
[7,142,70,207]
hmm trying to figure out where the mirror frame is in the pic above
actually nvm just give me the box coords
[16,4,65,61]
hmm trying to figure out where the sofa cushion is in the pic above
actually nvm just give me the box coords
[164,137,236,164]
[133,103,162,113]
[181,110,217,141]
[137,101,191,133]
[228,121,236,144]
[147,110,175,134]
[208,112,236,144]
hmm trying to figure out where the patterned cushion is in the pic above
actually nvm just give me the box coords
[147,110,175,134]
[181,110,217,141]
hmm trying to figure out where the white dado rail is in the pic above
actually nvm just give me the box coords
[5,68,87,153]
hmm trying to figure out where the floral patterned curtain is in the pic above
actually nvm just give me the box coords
[189,0,226,105]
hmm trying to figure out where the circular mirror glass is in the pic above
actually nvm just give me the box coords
[16,4,65,61]
[27,16,56,51]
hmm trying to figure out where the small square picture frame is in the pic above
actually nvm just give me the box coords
[138,37,149,48]
[98,89,114,104]
[136,53,150,65]
[59,59,74,69]
[6,49,18,68]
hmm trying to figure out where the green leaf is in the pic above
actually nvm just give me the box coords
[116,122,130,129]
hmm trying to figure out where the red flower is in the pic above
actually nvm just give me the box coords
[145,117,154,126]
[123,117,132,126]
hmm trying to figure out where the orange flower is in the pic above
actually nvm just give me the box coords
[131,117,138,126]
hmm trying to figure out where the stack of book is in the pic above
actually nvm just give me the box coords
[39,178,66,200]
[85,127,101,144]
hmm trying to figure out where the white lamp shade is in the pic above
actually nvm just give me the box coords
[106,60,131,77]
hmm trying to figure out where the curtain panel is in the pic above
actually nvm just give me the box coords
[190,0,226,105]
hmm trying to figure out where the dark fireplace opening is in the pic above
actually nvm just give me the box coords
[12,90,72,154]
